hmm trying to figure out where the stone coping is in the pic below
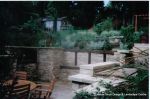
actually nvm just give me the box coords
[117,49,130,53]
[96,68,137,78]
[5,46,64,50]
[134,43,149,46]
[80,62,120,70]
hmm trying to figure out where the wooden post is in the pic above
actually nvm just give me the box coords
[75,51,78,66]
[135,15,138,32]
[88,52,91,64]
[103,53,106,62]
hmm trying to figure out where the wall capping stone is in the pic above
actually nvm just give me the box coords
[6,46,64,50]
[60,65,79,69]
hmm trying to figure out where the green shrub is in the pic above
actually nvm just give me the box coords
[11,16,45,47]
[73,90,93,99]
[100,30,120,37]
[87,41,104,50]
[120,25,134,49]
[58,30,97,49]
[133,31,142,43]
[101,39,112,50]
[139,27,148,35]
[94,18,113,35]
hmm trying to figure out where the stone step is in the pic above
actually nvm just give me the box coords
[95,68,137,78]
[79,61,120,76]
[68,74,98,84]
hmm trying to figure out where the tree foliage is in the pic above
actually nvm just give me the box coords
[0,1,148,46]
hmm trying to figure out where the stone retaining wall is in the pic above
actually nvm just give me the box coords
[59,68,79,81]
[37,50,118,81]
[64,52,117,66]
[37,48,64,81]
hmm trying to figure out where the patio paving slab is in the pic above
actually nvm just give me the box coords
[50,80,75,99]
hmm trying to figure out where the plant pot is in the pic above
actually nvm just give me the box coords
[109,36,123,46]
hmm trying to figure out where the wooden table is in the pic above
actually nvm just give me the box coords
[5,80,37,90]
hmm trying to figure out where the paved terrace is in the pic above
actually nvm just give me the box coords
[50,80,74,99]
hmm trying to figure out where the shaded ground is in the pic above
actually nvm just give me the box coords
[50,80,75,99]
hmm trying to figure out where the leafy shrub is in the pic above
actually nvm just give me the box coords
[133,31,142,43]
[73,90,93,99]
[86,41,104,50]
[10,16,45,47]
[139,27,148,35]
[61,39,76,49]
[56,29,115,50]
[100,30,120,37]
[101,39,112,50]
[94,18,113,35]
[58,30,97,49]
[120,25,134,49]
[109,30,120,36]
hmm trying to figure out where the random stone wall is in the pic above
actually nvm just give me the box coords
[37,48,64,81]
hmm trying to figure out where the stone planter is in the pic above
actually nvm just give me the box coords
[109,36,123,46]
[117,49,132,66]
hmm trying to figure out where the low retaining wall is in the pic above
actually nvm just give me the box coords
[64,52,117,66]
[37,47,64,81]
[59,66,79,81]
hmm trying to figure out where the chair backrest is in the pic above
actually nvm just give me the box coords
[15,71,27,80]
[31,79,56,99]
[10,83,30,99]
[45,79,56,99]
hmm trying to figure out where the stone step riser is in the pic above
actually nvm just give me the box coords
[79,62,120,76]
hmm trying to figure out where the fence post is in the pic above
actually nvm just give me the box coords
[75,51,78,66]
[88,52,91,64]
[103,52,106,62]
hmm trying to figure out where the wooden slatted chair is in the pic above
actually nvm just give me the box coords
[31,79,56,99]
[9,83,30,99]
[15,71,28,80]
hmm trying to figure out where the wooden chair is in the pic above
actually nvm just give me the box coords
[9,83,30,99]
[15,71,28,80]
[31,79,56,99]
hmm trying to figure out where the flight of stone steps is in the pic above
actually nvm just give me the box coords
[68,61,137,93]
[69,43,148,94]
[68,43,149,94]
